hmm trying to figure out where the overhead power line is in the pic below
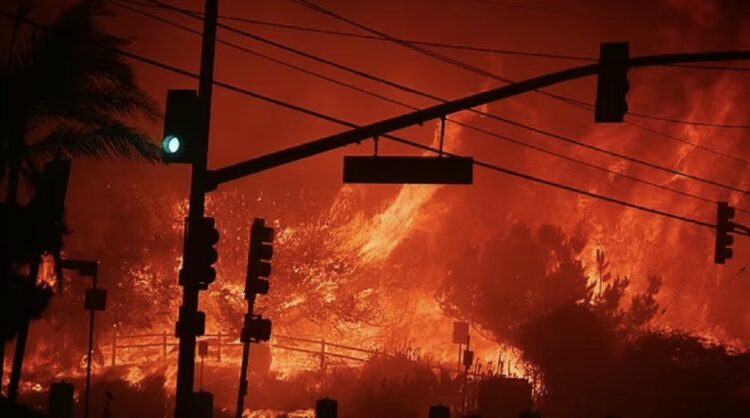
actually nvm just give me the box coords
[135,0,750,130]
[124,0,750,75]
[139,0,750,197]
[112,53,725,231]
[465,0,613,20]
[624,120,750,166]
[120,1,748,208]
[293,0,750,131]
[126,0,750,165]
[398,139,717,231]
[118,0,596,62]
[551,91,750,129]
[659,263,749,324]
[277,0,750,195]
[627,111,750,129]
[0,10,729,232]
[109,0,750,215]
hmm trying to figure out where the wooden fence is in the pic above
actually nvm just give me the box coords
[109,332,382,369]
[108,331,496,380]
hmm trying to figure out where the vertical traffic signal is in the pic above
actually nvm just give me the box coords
[595,42,630,123]
[246,218,274,299]
[715,201,735,264]
[162,89,200,163]
[182,217,219,289]
[236,219,276,418]
[240,314,272,343]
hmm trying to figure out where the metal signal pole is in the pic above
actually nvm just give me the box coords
[174,1,218,417]
[236,219,275,418]
[234,294,255,418]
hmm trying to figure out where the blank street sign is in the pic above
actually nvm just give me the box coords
[343,156,473,184]
[453,321,469,344]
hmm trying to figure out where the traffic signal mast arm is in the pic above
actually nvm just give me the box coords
[207,49,750,187]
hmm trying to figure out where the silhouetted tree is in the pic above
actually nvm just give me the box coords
[624,274,661,328]
[1,0,159,342]
[437,224,592,342]
[437,224,750,417]
[1,0,159,198]
[517,304,750,418]
[517,303,622,417]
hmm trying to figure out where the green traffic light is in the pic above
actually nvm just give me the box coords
[163,135,181,154]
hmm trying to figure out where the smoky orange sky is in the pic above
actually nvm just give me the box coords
[9,0,750,356]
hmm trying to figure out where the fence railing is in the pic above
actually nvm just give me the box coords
[109,332,384,369]
[108,332,500,380]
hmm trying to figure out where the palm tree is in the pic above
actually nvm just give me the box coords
[1,0,160,203]
[0,0,161,402]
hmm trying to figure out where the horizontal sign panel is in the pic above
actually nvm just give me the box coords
[343,156,473,184]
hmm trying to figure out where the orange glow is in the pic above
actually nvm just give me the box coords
[13,1,750,415]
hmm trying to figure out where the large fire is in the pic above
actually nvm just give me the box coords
[4,0,750,416]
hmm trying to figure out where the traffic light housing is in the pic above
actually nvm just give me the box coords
[182,217,219,289]
[714,201,735,264]
[595,42,630,123]
[176,308,206,337]
[162,89,199,163]
[246,218,274,299]
[240,314,272,343]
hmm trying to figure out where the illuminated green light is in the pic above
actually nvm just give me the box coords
[163,135,181,154]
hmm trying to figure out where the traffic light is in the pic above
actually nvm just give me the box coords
[715,201,735,264]
[316,398,338,418]
[162,89,199,163]
[182,217,219,289]
[595,42,630,123]
[246,218,274,298]
[176,308,206,337]
[240,314,272,343]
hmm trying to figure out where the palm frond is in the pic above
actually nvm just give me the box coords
[29,83,160,126]
[28,120,161,163]
[6,4,137,109]
[1,0,162,172]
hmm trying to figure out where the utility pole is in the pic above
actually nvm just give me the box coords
[173,1,218,417]
[461,335,474,417]
[58,259,103,418]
